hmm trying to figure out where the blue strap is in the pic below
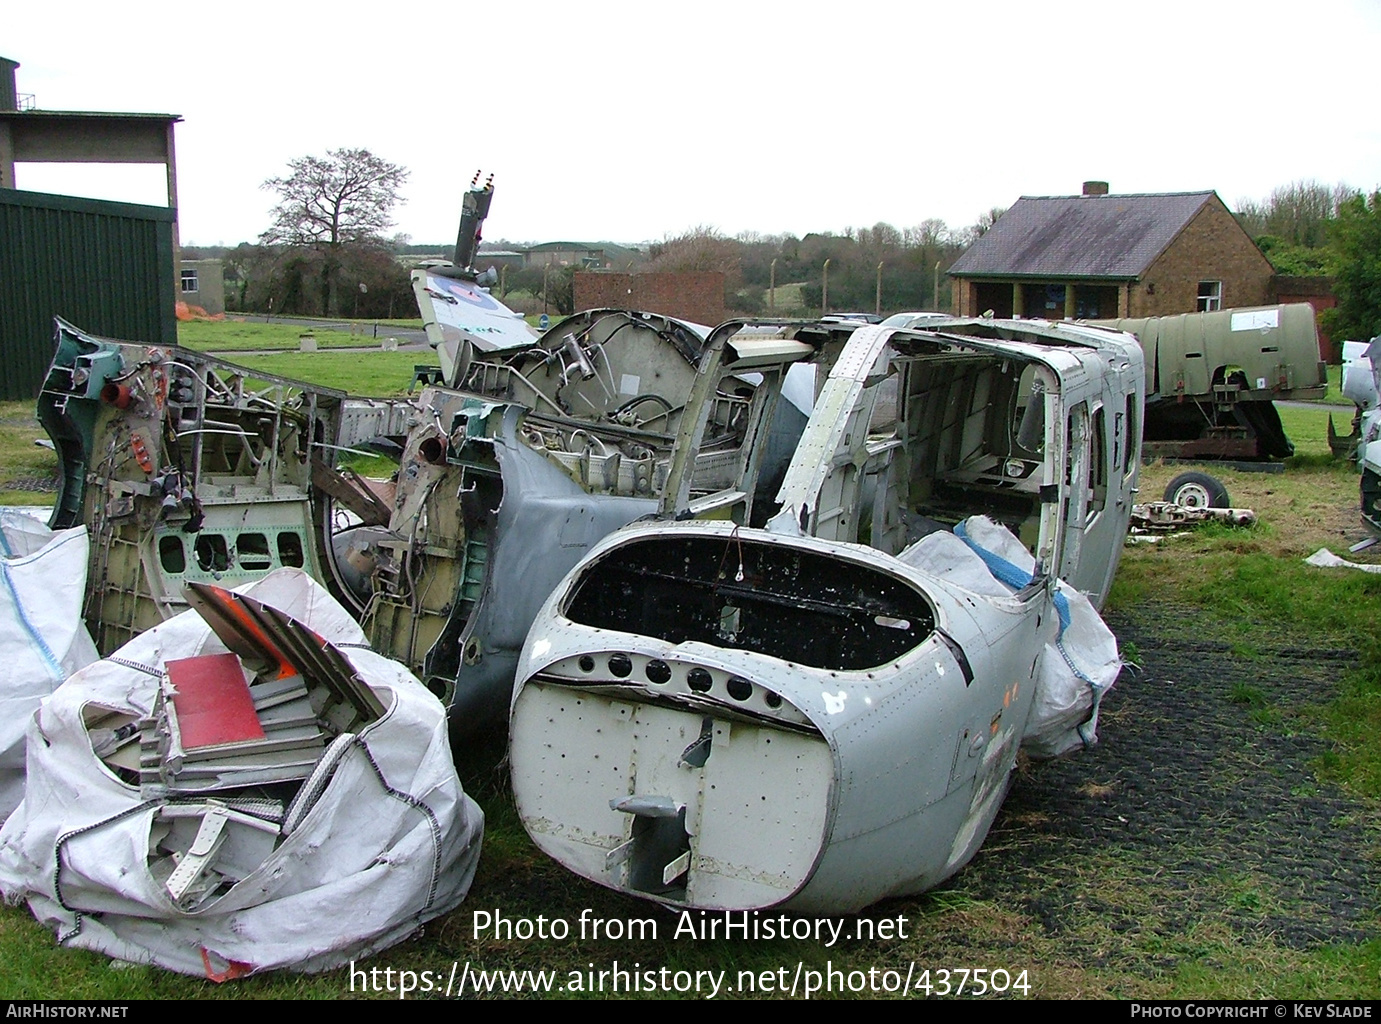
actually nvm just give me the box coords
[1,560,64,681]
[954,520,1071,633]
[953,520,1115,749]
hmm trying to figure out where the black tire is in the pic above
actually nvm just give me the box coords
[1163,471,1230,509]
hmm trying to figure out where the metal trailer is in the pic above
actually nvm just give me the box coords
[1092,303,1326,468]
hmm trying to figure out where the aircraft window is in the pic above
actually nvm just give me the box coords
[1066,413,1076,487]
[158,536,186,575]
[277,532,305,568]
[1113,411,1124,472]
[194,534,230,573]
[1124,393,1139,479]
[867,375,899,436]
[1017,364,1037,393]
[1063,404,1089,539]
[237,532,272,571]
[1012,363,1045,455]
[1088,406,1107,520]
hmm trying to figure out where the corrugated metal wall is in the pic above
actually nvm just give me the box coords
[0,188,176,400]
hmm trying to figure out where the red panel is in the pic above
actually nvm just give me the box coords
[166,653,265,749]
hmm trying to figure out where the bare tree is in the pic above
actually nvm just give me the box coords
[260,148,409,316]
[1233,197,1270,239]
[644,226,742,279]
[904,218,949,249]
[974,206,1006,235]
[951,207,1008,249]
[858,221,903,250]
[1234,180,1358,248]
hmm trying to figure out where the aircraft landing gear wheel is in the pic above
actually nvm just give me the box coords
[1163,471,1230,509]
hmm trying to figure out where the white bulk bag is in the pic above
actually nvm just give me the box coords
[0,513,99,822]
[0,568,483,978]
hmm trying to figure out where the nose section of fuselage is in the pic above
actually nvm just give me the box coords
[510,651,835,911]
[509,524,947,910]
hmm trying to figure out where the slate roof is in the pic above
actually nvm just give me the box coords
[949,192,1217,280]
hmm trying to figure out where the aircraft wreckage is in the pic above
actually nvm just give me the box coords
[33,177,838,735]
[508,316,1141,913]
[1337,337,1381,537]
[28,301,1142,920]
[26,167,1358,956]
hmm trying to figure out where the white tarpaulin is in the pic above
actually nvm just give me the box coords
[1306,547,1381,575]
[0,513,99,824]
[0,568,483,978]
[903,516,1123,759]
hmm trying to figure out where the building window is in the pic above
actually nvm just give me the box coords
[1197,281,1221,312]
[181,268,199,293]
[1075,285,1117,319]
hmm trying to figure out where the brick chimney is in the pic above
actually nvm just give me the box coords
[1082,180,1109,197]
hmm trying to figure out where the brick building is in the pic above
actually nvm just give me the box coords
[948,183,1274,321]
[573,271,725,328]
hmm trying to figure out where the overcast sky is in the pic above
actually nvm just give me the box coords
[6,0,1379,248]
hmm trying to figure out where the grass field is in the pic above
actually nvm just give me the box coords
[1302,362,1346,404]
[764,282,806,312]
[230,350,432,395]
[0,402,57,506]
[177,319,409,352]
[1,359,1378,1000]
